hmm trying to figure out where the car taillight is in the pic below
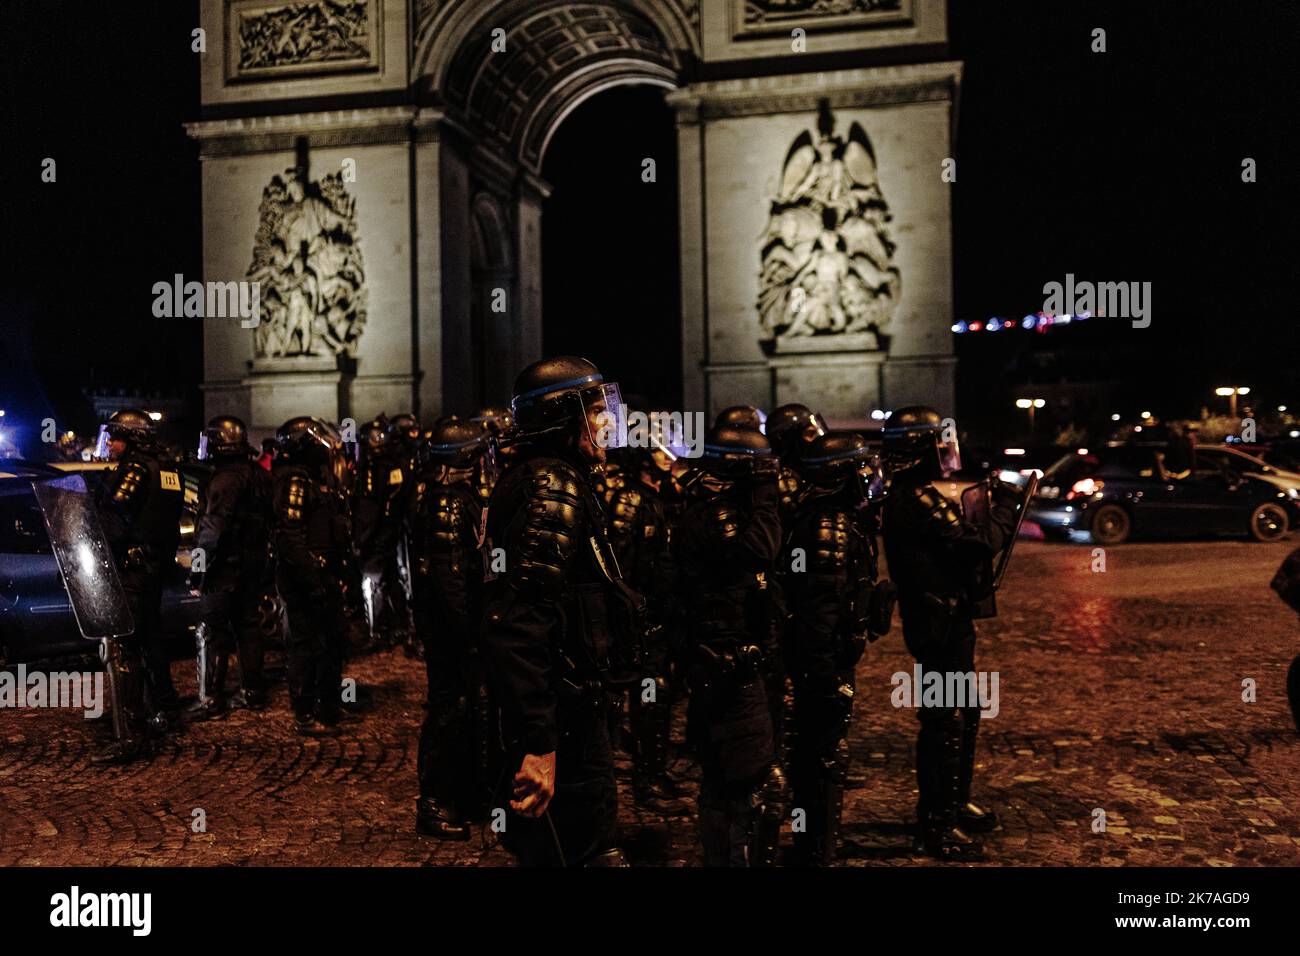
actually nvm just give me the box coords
[1067,477,1102,500]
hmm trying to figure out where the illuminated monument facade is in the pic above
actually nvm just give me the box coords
[189,0,960,432]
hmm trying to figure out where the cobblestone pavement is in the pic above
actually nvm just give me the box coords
[2,538,1299,866]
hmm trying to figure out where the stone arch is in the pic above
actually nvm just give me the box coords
[418,0,694,171]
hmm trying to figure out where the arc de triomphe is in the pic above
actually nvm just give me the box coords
[187,0,960,433]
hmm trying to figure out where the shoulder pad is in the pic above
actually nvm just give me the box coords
[111,461,150,503]
[906,483,963,533]
[708,499,741,542]
[809,510,853,569]
[282,474,310,524]
[610,487,643,537]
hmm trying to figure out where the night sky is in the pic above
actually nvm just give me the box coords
[1,0,1295,453]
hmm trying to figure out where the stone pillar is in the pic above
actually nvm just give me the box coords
[515,173,549,377]
[675,97,708,413]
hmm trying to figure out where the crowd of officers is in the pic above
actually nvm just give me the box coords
[88,353,1027,866]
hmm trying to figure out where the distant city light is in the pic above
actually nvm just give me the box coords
[1110,413,1121,421]
[952,310,1098,334]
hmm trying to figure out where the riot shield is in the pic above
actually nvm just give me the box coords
[960,473,1039,618]
[31,473,134,640]
[960,480,997,618]
[993,473,1038,589]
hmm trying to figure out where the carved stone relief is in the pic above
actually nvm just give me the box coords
[247,166,368,358]
[229,0,378,80]
[757,102,900,349]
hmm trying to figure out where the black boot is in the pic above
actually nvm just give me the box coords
[956,801,999,834]
[807,742,848,866]
[94,638,146,765]
[631,697,690,816]
[914,717,979,858]
[415,796,471,840]
[227,687,267,711]
[914,815,984,860]
[584,847,630,867]
[294,712,338,737]
[751,764,789,868]
[91,737,144,766]
[956,707,998,832]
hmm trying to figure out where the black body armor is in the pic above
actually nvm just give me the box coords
[187,456,273,717]
[675,463,787,866]
[410,461,489,836]
[482,453,642,746]
[782,489,882,864]
[96,447,184,718]
[882,466,1020,855]
[273,461,352,723]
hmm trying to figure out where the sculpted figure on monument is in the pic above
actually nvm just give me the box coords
[757,101,900,346]
[237,0,372,71]
[247,167,367,359]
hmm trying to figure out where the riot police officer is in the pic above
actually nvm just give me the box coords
[714,405,767,434]
[600,441,689,816]
[782,431,889,864]
[881,406,1021,858]
[471,406,516,477]
[1269,543,1300,733]
[410,418,493,839]
[91,409,184,763]
[273,417,352,736]
[354,417,411,647]
[388,413,423,658]
[481,356,641,867]
[675,425,787,866]
[184,415,273,720]
[767,403,828,520]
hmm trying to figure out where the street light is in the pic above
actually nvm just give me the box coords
[1215,386,1251,419]
[1016,397,1045,433]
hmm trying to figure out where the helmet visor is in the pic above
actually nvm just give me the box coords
[586,382,627,451]
[939,433,962,476]
[858,455,886,501]
[93,425,112,461]
[807,412,829,441]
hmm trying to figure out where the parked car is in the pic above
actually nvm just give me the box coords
[0,459,204,665]
[1027,443,1296,545]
